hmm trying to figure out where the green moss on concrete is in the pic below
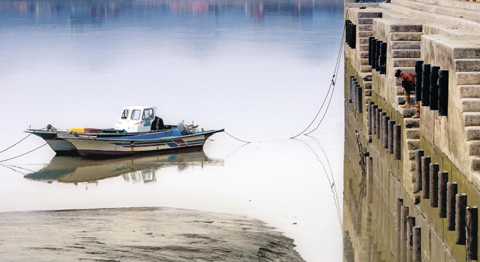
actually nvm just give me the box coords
[442,155,453,180]
[416,136,479,262]
[344,36,480,262]
[433,146,443,168]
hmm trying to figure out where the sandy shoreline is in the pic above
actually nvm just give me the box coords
[0,207,305,261]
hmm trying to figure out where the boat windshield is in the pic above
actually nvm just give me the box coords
[131,110,141,120]
[121,109,129,119]
[142,108,154,120]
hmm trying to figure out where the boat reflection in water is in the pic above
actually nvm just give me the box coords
[24,149,223,184]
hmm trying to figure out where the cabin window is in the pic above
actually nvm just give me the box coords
[142,108,155,120]
[121,109,129,119]
[131,110,141,120]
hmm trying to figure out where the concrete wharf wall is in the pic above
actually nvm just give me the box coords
[344,0,480,261]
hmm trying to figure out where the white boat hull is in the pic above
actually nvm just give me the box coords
[25,129,78,154]
[45,138,78,153]
[64,131,220,157]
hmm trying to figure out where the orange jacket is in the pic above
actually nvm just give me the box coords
[399,72,415,92]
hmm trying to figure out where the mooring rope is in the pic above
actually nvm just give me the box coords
[224,131,250,144]
[0,133,32,154]
[0,142,49,163]
[304,35,345,135]
[290,9,348,139]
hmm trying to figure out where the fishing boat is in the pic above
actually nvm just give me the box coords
[61,127,223,157]
[26,106,224,156]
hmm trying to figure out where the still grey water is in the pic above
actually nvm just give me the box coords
[0,0,344,261]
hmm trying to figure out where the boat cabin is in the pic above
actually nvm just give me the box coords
[115,106,159,133]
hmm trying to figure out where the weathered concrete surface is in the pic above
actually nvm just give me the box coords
[345,1,480,261]
[381,0,480,34]
[347,1,480,192]
[419,34,480,190]
[0,207,304,262]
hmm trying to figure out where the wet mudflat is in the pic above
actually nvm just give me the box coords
[0,207,304,261]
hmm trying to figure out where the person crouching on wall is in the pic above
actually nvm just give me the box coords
[395,69,420,119]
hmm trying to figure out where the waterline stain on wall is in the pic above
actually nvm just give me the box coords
[344,1,480,261]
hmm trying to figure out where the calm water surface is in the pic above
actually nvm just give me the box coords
[0,1,344,261]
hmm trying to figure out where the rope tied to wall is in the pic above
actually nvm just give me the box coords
[290,9,348,139]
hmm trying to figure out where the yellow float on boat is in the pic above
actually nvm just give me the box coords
[68,128,85,133]
[67,128,103,134]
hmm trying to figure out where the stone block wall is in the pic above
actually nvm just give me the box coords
[344,0,480,261]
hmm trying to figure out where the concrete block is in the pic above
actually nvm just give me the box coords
[391,24,423,33]
[364,82,372,89]
[466,126,480,141]
[373,18,423,41]
[468,141,480,156]
[422,35,480,60]
[365,89,372,96]
[406,128,421,139]
[392,50,421,59]
[402,107,415,118]
[358,25,372,31]
[390,32,423,41]
[407,139,420,151]
[457,73,480,85]
[359,31,373,38]
[455,59,480,72]
[459,85,480,98]
[461,98,480,112]
[361,65,372,72]
[359,44,369,51]
[358,12,382,19]
[391,0,480,20]
[471,156,480,171]
[454,48,480,60]
[396,86,404,95]
[360,51,369,59]
[409,151,416,161]
[381,10,405,20]
[471,172,480,194]
[363,74,372,82]
[423,24,443,35]
[359,37,369,45]
[372,19,389,42]
[428,0,480,11]
[463,112,480,126]
[409,160,416,171]
[422,35,480,70]
[381,1,480,33]
[393,58,416,68]
[405,118,420,128]
[391,41,421,50]
[358,18,373,25]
